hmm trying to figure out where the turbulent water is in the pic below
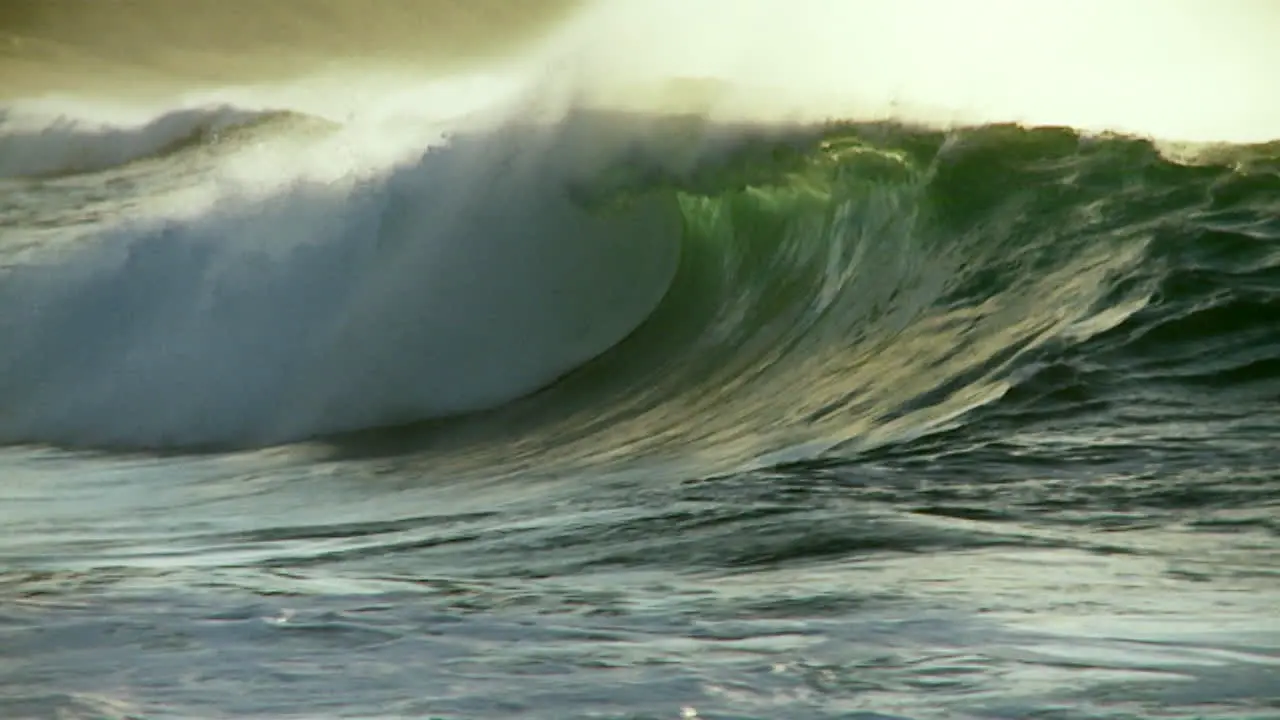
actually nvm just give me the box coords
[2,2,1279,719]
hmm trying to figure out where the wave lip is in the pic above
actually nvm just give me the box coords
[0,103,279,178]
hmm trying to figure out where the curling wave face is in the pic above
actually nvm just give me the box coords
[1,0,1279,457]
[0,100,693,448]
[404,122,1280,478]
[3,85,1277,462]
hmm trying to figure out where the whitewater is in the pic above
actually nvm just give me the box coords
[2,1,1278,718]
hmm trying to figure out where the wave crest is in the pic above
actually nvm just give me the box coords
[0,102,291,178]
[0,107,687,448]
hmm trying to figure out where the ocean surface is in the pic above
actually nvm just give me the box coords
[2,2,1279,718]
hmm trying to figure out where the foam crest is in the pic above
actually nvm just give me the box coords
[0,102,276,178]
[0,102,684,449]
